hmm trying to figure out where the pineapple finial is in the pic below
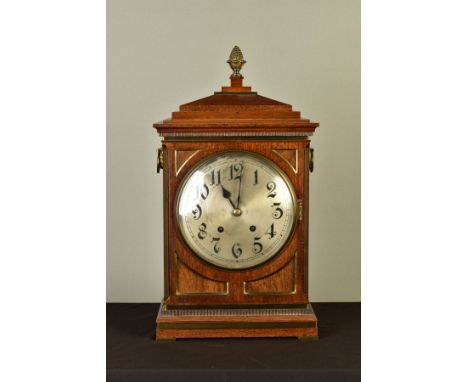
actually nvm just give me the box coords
[227,46,246,78]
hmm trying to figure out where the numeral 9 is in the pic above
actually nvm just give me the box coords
[192,204,202,220]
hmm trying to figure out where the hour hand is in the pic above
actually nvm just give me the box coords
[220,185,236,209]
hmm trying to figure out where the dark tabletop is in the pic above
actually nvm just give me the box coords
[107,303,360,382]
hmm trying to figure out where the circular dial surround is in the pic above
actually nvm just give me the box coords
[176,151,297,270]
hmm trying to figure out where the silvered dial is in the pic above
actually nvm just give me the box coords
[176,151,296,269]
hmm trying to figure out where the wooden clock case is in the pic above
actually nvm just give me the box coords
[154,67,319,340]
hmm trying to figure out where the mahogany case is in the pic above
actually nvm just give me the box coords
[153,72,319,339]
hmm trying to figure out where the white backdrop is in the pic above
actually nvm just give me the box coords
[107,0,360,302]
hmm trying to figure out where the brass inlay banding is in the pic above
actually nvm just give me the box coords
[158,321,316,330]
[243,253,298,295]
[175,253,229,296]
[174,149,200,176]
[163,303,309,310]
[272,149,299,174]
[160,132,315,137]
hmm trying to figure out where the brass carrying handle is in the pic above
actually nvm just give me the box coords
[309,148,314,173]
[157,148,164,173]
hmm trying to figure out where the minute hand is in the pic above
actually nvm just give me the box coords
[236,172,242,208]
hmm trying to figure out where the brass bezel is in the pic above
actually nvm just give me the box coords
[174,150,298,271]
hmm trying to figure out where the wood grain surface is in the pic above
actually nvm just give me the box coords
[154,82,319,339]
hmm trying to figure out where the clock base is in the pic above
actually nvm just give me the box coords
[155,303,318,340]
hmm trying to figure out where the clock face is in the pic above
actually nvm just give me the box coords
[176,151,297,270]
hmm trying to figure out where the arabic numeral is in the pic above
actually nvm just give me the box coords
[232,243,243,258]
[266,181,276,198]
[229,163,244,180]
[211,237,221,253]
[253,237,263,254]
[197,223,207,240]
[265,223,276,239]
[192,204,202,220]
[210,169,221,185]
[253,169,258,185]
[271,202,283,219]
[198,183,209,200]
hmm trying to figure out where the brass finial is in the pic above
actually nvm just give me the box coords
[227,46,246,78]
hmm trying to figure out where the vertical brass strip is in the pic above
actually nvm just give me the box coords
[298,199,303,221]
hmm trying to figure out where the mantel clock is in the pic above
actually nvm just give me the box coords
[153,46,320,340]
